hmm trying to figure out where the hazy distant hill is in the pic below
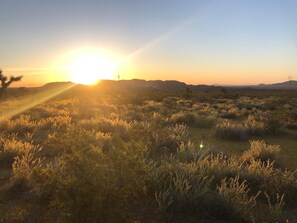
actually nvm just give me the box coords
[253,81,297,90]
[35,79,297,92]
[41,81,75,89]
[98,79,189,91]
[98,79,297,91]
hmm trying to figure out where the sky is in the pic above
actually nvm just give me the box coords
[0,0,296,86]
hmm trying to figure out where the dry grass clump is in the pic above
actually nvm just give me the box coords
[217,175,260,221]
[37,115,72,132]
[12,148,43,181]
[147,145,294,222]
[214,115,278,140]
[171,112,216,128]
[78,117,131,140]
[241,140,281,164]
[244,115,267,136]
[0,115,37,136]
[171,112,195,125]
[149,124,189,155]
[215,120,247,140]
[0,137,38,168]
[220,107,240,119]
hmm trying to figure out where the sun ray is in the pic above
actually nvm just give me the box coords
[0,83,76,122]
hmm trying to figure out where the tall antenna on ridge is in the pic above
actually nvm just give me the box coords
[288,75,292,90]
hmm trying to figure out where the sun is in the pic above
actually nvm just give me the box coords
[68,51,116,85]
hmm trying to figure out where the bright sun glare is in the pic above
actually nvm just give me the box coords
[68,51,116,85]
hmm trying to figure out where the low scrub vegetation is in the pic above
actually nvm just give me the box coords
[0,87,296,222]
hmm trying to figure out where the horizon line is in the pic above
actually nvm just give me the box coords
[9,78,296,88]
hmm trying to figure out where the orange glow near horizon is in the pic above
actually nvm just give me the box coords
[2,45,294,87]
[61,48,119,85]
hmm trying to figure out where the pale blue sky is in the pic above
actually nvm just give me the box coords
[0,0,296,85]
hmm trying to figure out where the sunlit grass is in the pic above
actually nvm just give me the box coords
[0,83,75,122]
[0,88,296,222]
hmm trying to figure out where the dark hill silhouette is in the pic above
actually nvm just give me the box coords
[18,79,297,91]
[98,79,190,91]
[41,81,75,89]
[253,81,297,90]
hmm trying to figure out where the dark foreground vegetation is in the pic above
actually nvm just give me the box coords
[0,83,296,223]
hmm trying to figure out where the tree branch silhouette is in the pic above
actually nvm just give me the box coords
[0,69,23,98]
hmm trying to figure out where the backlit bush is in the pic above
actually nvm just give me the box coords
[0,137,37,168]
[171,112,195,125]
[244,115,267,136]
[29,143,147,223]
[217,175,260,222]
[241,140,281,164]
[215,120,247,140]
[0,115,37,136]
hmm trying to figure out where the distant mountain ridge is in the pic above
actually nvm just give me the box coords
[252,80,297,90]
[98,79,220,91]
[98,79,297,91]
[98,79,188,91]
[39,79,297,91]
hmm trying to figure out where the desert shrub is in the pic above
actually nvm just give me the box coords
[264,117,282,135]
[123,110,144,122]
[264,193,285,222]
[241,140,281,164]
[171,112,195,125]
[152,112,170,127]
[201,154,243,183]
[215,120,247,140]
[217,175,260,222]
[32,116,72,142]
[215,116,278,140]
[275,170,297,205]
[0,138,37,168]
[243,159,297,205]
[72,99,103,119]
[12,149,43,181]
[220,111,238,119]
[78,117,131,140]
[0,115,37,136]
[0,146,44,204]
[37,115,72,131]
[263,102,277,111]
[29,102,73,119]
[142,100,162,113]
[45,128,111,156]
[150,124,189,155]
[30,143,147,223]
[1,93,297,222]
[220,107,240,119]
[171,112,216,128]
[176,141,205,162]
[97,103,117,115]
[244,115,267,136]
[193,115,216,128]
[148,158,213,221]
[148,150,280,222]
